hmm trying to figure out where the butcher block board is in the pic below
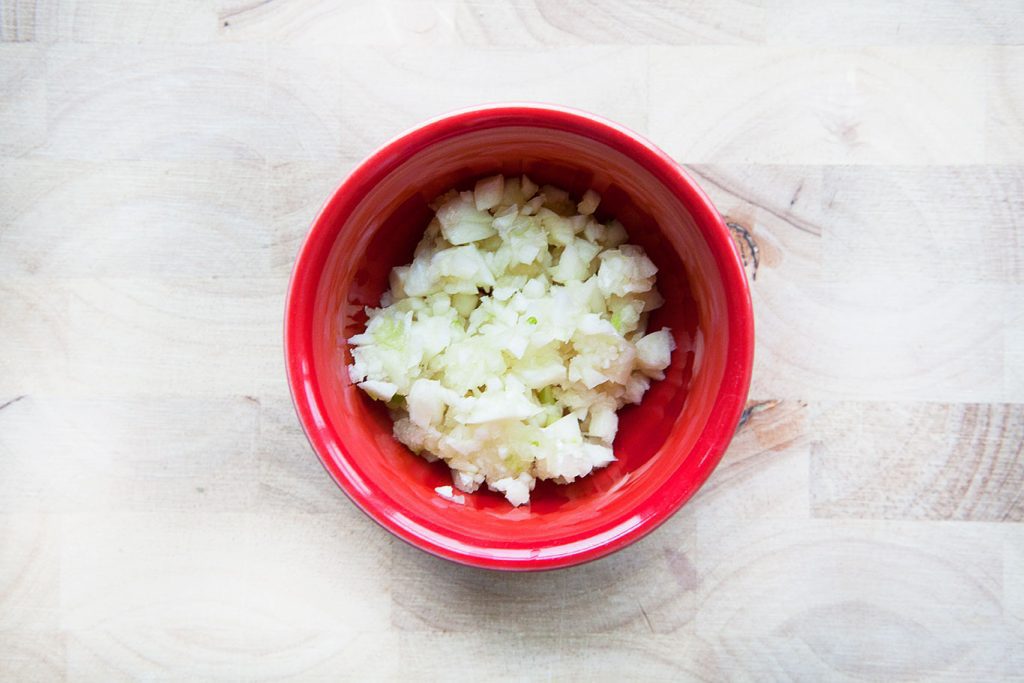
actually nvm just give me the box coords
[1,0,1022,680]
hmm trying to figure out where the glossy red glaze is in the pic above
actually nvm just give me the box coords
[284,104,753,571]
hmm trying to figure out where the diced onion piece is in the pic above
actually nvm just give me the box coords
[577,189,600,215]
[491,474,533,506]
[359,380,397,402]
[474,174,504,211]
[636,329,676,376]
[521,174,538,200]
[587,402,618,443]
[605,219,628,247]
[434,485,466,504]
[437,192,496,245]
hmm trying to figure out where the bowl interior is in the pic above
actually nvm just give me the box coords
[291,112,748,567]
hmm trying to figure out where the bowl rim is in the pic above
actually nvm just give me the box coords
[284,102,754,571]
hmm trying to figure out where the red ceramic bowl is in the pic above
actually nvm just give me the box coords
[285,104,753,571]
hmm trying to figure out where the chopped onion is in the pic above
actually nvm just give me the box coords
[348,177,675,506]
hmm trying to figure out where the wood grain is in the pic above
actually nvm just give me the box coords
[329,45,651,153]
[1,0,1022,679]
[0,632,65,681]
[59,512,395,680]
[391,512,697,636]
[650,46,991,165]
[752,279,1010,402]
[811,402,1024,522]
[0,514,60,631]
[9,1,1024,48]
[0,395,261,512]
[988,48,1024,163]
[692,517,1010,679]
[821,165,1024,285]
[0,45,45,156]
[687,399,811,521]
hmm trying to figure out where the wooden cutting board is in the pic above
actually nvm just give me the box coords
[1,0,1021,679]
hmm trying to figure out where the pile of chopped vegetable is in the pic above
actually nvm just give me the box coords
[347,175,674,506]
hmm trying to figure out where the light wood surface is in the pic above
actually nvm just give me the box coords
[2,1,1022,680]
